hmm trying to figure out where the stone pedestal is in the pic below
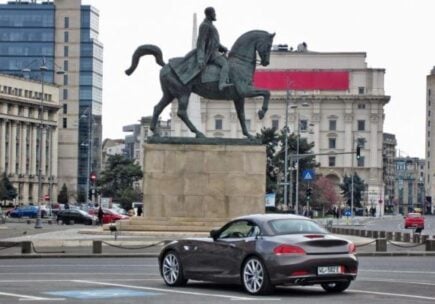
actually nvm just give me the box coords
[119,141,266,232]
[143,142,265,219]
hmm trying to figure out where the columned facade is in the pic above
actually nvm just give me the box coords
[0,74,60,205]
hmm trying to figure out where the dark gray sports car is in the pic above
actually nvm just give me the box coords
[158,214,358,295]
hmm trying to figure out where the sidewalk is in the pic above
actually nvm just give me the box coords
[0,224,433,258]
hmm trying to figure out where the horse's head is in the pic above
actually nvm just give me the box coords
[256,32,275,66]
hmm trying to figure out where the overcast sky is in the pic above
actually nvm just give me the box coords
[81,0,434,158]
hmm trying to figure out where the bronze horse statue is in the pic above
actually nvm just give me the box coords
[125,30,275,139]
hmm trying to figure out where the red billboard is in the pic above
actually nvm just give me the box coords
[253,70,349,91]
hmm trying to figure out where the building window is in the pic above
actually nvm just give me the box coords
[64,17,69,28]
[64,60,68,72]
[63,74,68,85]
[215,119,223,130]
[62,118,67,128]
[328,156,335,167]
[63,104,67,114]
[64,31,69,43]
[63,89,68,100]
[299,119,308,131]
[328,138,336,149]
[329,119,336,131]
[357,120,365,131]
[357,103,366,109]
[64,46,69,57]
[357,156,365,167]
[272,119,279,129]
[358,87,365,94]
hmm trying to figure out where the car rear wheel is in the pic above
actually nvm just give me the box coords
[321,280,351,293]
[242,257,273,295]
[161,251,187,287]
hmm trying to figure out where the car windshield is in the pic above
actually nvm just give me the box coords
[268,219,327,235]
[408,213,421,218]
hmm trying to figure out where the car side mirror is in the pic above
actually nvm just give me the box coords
[210,229,220,240]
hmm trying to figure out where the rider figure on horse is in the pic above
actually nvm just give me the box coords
[169,7,233,91]
[197,7,233,91]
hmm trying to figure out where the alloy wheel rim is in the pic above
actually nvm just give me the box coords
[243,259,264,293]
[162,254,179,284]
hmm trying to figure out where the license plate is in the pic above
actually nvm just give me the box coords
[318,266,341,275]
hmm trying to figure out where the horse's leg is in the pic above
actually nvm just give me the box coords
[233,97,254,140]
[177,94,205,138]
[150,92,173,136]
[243,89,270,119]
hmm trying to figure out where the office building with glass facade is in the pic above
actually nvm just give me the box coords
[0,0,103,203]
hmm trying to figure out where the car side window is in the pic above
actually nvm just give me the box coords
[219,221,257,239]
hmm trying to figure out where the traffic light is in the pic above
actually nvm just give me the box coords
[90,171,97,183]
[306,187,312,200]
[356,146,361,160]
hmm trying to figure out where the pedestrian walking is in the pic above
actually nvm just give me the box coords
[98,206,104,225]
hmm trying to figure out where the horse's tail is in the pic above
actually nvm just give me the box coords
[125,44,166,76]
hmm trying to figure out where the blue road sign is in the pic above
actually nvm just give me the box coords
[302,169,315,181]
[46,288,160,300]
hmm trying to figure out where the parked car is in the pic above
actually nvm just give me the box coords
[88,208,129,224]
[404,212,424,229]
[159,214,358,295]
[9,206,47,218]
[56,209,97,225]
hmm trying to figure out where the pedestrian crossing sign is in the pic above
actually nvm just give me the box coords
[302,169,315,181]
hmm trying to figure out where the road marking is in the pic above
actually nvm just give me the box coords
[0,279,161,283]
[2,272,152,275]
[0,291,64,301]
[0,264,157,268]
[73,280,280,301]
[350,289,435,301]
[46,288,158,300]
[361,269,435,275]
[358,277,435,286]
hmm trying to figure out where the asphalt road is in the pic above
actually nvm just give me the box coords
[359,215,435,235]
[0,256,433,304]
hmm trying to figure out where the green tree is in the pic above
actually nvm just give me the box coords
[256,127,280,193]
[0,172,17,203]
[98,155,143,210]
[256,128,318,206]
[339,173,365,208]
[57,183,69,204]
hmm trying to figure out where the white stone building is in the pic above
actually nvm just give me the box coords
[0,74,60,204]
[171,48,390,210]
[425,68,435,213]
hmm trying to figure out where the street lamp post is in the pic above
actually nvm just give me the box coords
[81,109,93,206]
[283,89,290,208]
[34,63,48,229]
[290,102,309,214]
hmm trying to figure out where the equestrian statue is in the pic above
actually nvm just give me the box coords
[125,7,275,139]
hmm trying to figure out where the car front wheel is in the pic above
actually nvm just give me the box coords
[321,280,351,293]
[242,256,273,295]
[161,251,187,287]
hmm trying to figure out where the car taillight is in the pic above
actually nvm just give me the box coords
[348,242,356,254]
[273,244,306,255]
